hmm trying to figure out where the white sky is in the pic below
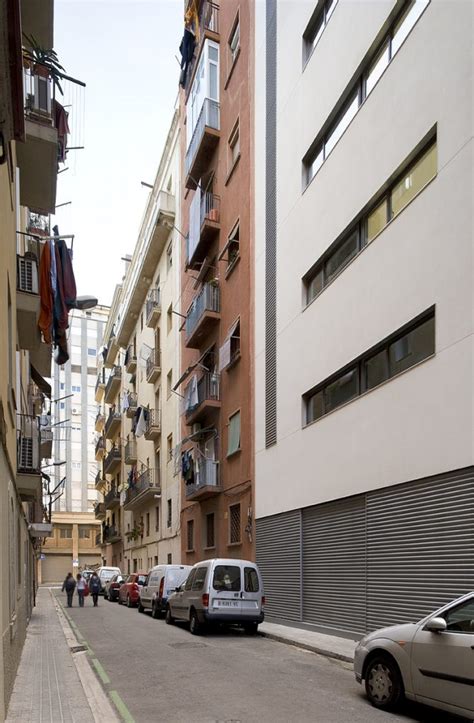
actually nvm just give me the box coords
[51,0,183,307]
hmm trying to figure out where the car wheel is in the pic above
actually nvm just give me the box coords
[165,605,174,625]
[365,655,404,710]
[152,601,159,619]
[138,602,144,613]
[189,609,202,635]
[118,596,122,605]
[244,622,259,635]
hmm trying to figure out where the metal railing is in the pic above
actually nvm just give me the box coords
[146,288,161,322]
[95,411,105,428]
[185,458,219,497]
[184,372,220,416]
[95,370,105,393]
[95,470,104,486]
[125,468,160,506]
[105,407,121,436]
[187,191,220,262]
[23,66,54,124]
[103,525,121,543]
[146,348,161,379]
[27,211,50,235]
[95,531,102,545]
[185,98,220,176]
[124,345,136,369]
[105,365,121,398]
[125,391,137,412]
[94,503,105,520]
[124,439,137,462]
[104,487,120,507]
[185,282,220,340]
[145,409,161,434]
[104,445,121,471]
[95,436,105,457]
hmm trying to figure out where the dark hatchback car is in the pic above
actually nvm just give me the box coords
[104,574,125,602]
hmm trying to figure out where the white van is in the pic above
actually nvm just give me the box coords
[166,558,265,635]
[97,566,121,594]
[139,564,192,618]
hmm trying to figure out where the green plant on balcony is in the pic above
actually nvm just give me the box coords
[23,34,67,95]
[125,522,144,541]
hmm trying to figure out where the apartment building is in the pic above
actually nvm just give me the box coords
[254,0,473,635]
[40,306,109,582]
[178,0,255,562]
[96,111,182,573]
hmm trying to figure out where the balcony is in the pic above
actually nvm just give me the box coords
[16,423,42,503]
[16,253,40,350]
[104,407,121,441]
[104,333,119,369]
[95,436,105,461]
[124,391,138,418]
[145,288,161,328]
[94,503,105,521]
[144,409,161,442]
[40,426,53,460]
[124,439,137,465]
[95,470,106,493]
[104,525,121,544]
[185,458,220,501]
[104,487,120,509]
[95,411,105,432]
[185,98,220,190]
[104,445,121,475]
[104,366,121,404]
[16,66,58,213]
[125,345,137,374]
[27,211,50,237]
[95,371,106,402]
[95,531,102,546]
[124,468,160,511]
[187,190,220,269]
[184,372,220,426]
[185,282,220,349]
[146,349,161,384]
[184,2,220,96]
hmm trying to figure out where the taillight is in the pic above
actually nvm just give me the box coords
[202,593,209,607]
[158,577,164,600]
[262,596,266,606]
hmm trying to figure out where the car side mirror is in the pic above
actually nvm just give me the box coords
[175,586,181,593]
[425,617,447,633]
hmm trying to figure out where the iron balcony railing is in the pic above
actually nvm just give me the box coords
[105,365,121,398]
[124,345,136,370]
[95,470,104,486]
[125,468,160,507]
[145,409,161,436]
[103,524,121,543]
[185,458,219,498]
[185,282,220,340]
[95,369,105,393]
[185,98,220,177]
[124,439,137,463]
[105,407,121,436]
[95,436,105,457]
[146,348,161,379]
[104,445,121,471]
[94,503,105,520]
[104,487,120,507]
[184,372,220,416]
[125,391,137,413]
[23,66,54,124]
[95,411,105,427]
[27,211,50,235]
[146,288,161,322]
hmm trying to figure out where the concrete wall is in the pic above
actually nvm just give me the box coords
[254,0,473,517]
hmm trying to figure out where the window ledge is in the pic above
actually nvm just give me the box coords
[227,541,242,548]
[224,46,241,90]
[185,548,195,553]
[226,447,241,459]
[203,546,216,551]
[224,152,241,186]
[225,254,240,279]
[226,352,241,371]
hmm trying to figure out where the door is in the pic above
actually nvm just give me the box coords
[241,565,261,620]
[209,563,242,618]
[141,572,154,608]
[410,597,474,714]
[174,569,195,619]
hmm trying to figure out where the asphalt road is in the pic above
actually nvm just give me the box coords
[54,590,469,723]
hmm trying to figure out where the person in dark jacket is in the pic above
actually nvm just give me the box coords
[62,572,76,607]
[89,572,101,607]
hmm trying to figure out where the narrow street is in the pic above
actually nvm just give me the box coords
[53,591,465,723]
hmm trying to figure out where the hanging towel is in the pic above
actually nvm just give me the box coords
[135,407,147,437]
[38,241,53,344]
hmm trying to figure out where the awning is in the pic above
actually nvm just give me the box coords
[30,363,52,398]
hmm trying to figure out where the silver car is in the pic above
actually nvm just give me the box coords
[354,591,474,719]
[166,558,265,635]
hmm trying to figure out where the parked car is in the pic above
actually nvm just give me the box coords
[104,574,125,602]
[139,564,192,618]
[97,566,121,595]
[118,573,148,607]
[354,591,474,720]
[165,558,265,635]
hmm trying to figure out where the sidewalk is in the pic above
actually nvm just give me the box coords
[6,588,117,723]
[259,621,357,663]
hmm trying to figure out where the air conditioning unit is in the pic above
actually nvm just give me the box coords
[17,256,39,294]
[18,435,39,471]
[192,423,202,436]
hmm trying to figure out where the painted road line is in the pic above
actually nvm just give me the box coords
[91,658,111,685]
[109,691,136,723]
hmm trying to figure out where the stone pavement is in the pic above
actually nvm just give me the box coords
[259,621,357,663]
[6,587,117,723]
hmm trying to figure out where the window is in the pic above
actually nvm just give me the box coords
[167,304,173,333]
[229,16,240,64]
[186,520,194,551]
[192,567,207,591]
[305,310,435,424]
[166,243,173,272]
[88,348,96,356]
[79,526,90,539]
[228,120,240,170]
[60,382,65,390]
[305,138,437,304]
[244,567,260,592]
[167,499,172,528]
[219,319,241,371]
[303,0,338,64]
[213,565,241,591]
[206,512,215,548]
[167,434,173,462]
[146,513,150,537]
[72,385,81,393]
[187,40,220,148]
[442,599,474,634]
[167,553,172,564]
[167,370,172,399]
[227,411,241,455]
[59,527,72,539]
[155,505,160,532]
[229,503,241,544]
[304,0,430,185]
[220,221,240,273]
[185,569,196,591]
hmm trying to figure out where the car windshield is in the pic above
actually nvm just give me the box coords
[137,575,147,585]
[166,570,187,588]
[213,565,241,591]
[101,571,117,582]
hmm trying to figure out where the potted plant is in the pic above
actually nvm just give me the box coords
[22,34,67,95]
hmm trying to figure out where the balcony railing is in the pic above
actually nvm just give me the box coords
[104,445,121,475]
[185,98,220,179]
[95,411,105,432]
[184,372,220,420]
[185,458,220,499]
[95,370,106,401]
[95,436,105,460]
[185,282,220,342]
[95,531,102,546]
[95,470,106,491]
[27,211,50,236]
[146,348,161,384]
[124,345,137,374]
[187,190,220,266]
[105,407,121,440]
[124,468,160,511]
[103,525,121,543]
[124,391,138,418]
[145,288,161,328]
[104,365,121,403]
[23,66,54,125]
[144,409,161,441]
[94,503,105,520]
[124,440,137,465]
[104,487,120,509]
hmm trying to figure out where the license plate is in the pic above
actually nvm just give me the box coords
[215,600,239,607]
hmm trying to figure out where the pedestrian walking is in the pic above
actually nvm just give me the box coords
[76,573,86,607]
[89,571,101,606]
[62,572,76,608]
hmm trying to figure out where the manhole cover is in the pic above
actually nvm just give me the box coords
[70,645,87,654]
[169,642,207,649]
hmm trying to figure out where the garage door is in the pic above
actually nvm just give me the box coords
[41,554,71,583]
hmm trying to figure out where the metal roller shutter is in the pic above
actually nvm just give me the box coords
[302,496,367,634]
[367,468,474,631]
[256,510,301,621]
[41,554,71,583]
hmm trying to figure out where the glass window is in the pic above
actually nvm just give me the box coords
[209,63,218,100]
[388,315,434,376]
[307,389,324,423]
[443,599,474,634]
[364,348,388,391]
[324,368,358,413]
[184,569,196,591]
[187,519,194,551]
[325,93,359,157]
[192,566,207,591]
[59,527,72,539]
[137,575,147,585]
[88,348,96,356]
[324,229,359,283]
[206,513,215,548]
[229,504,241,543]
[366,199,388,243]
[308,14,324,53]
[391,143,437,217]
[365,42,390,96]
[213,565,241,591]
[307,269,323,303]
[79,526,90,539]
[308,146,324,184]
[227,411,241,455]
[229,20,240,62]
[391,0,430,57]
[244,567,259,593]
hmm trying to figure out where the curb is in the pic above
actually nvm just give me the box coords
[259,631,355,664]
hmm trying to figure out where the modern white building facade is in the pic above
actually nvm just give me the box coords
[254,0,473,635]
